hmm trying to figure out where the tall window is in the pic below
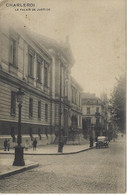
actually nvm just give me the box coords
[72,88,73,103]
[38,101,41,119]
[44,65,48,87]
[10,39,17,66]
[75,91,77,104]
[72,87,77,104]
[11,91,16,116]
[28,52,34,78]
[37,60,41,83]
[96,107,99,113]
[87,107,90,114]
[29,98,33,118]
[79,94,80,106]
[45,104,48,120]
[72,88,75,103]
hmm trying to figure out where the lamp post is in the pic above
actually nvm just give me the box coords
[58,64,62,152]
[63,74,69,143]
[13,88,25,166]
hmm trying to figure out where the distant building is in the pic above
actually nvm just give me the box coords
[82,93,108,139]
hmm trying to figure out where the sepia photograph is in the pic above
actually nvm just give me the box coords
[0,0,126,193]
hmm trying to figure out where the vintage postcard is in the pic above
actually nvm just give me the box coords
[0,0,126,193]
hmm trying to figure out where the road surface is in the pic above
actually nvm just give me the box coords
[0,136,125,193]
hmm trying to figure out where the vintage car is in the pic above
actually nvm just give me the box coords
[96,136,109,148]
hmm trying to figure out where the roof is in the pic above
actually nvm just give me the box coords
[71,76,83,91]
[81,92,96,99]
[1,12,74,66]
[30,33,75,66]
[82,97,102,105]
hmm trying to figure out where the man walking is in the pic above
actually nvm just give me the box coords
[4,139,7,151]
[7,139,10,151]
[33,138,37,150]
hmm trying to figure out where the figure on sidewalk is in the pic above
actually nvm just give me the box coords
[38,128,42,140]
[58,129,65,153]
[10,127,16,142]
[90,136,93,147]
[4,139,7,151]
[29,128,33,141]
[45,128,48,140]
[7,139,10,151]
[33,138,37,150]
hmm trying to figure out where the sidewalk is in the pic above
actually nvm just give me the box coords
[0,144,95,179]
[0,158,39,179]
[0,143,95,155]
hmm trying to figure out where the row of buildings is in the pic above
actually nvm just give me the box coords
[0,16,111,146]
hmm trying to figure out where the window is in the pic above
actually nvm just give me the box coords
[28,48,34,78]
[38,101,41,119]
[72,87,76,103]
[87,107,90,114]
[79,94,81,106]
[29,98,33,118]
[37,60,42,83]
[45,104,48,120]
[28,53,34,77]
[44,65,48,87]
[72,88,74,103]
[75,91,77,104]
[96,107,99,113]
[10,39,17,66]
[11,91,16,116]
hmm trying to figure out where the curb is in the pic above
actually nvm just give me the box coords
[24,146,95,155]
[0,163,39,179]
[0,146,95,156]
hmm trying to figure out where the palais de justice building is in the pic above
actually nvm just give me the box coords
[0,16,82,145]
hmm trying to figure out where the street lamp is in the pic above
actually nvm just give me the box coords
[63,74,69,142]
[58,64,63,153]
[13,88,25,166]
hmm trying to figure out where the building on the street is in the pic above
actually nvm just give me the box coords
[82,92,108,140]
[67,76,82,142]
[0,14,83,147]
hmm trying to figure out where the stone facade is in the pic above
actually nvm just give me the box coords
[0,15,82,146]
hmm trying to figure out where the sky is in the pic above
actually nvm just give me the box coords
[0,0,125,98]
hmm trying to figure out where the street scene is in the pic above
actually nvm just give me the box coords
[0,136,125,193]
[0,0,126,194]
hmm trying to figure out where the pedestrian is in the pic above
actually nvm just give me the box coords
[59,130,65,153]
[90,136,93,147]
[4,139,7,151]
[33,138,37,150]
[7,139,10,151]
[38,129,42,140]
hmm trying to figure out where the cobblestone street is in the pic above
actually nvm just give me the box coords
[0,137,125,193]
